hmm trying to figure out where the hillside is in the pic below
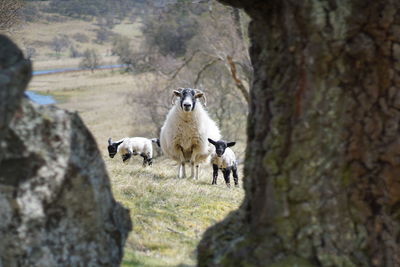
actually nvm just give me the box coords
[10,1,142,70]
[13,4,247,266]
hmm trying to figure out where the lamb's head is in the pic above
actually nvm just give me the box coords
[172,88,206,112]
[151,138,160,147]
[107,138,123,158]
[208,138,236,157]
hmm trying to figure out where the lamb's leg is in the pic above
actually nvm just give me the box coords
[223,168,231,188]
[212,164,218,185]
[195,164,199,179]
[232,166,239,187]
[122,152,132,163]
[140,153,148,167]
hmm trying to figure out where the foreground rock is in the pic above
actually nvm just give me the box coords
[0,35,131,266]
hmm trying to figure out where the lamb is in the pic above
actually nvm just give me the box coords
[208,138,239,187]
[107,137,159,166]
[160,88,221,179]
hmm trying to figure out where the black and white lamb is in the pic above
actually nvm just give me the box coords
[208,138,239,187]
[160,88,221,179]
[107,137,159,166]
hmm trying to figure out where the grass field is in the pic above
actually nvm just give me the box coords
[28,69,245,266]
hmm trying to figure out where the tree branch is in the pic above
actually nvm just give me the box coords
[194,58,222,87]
[226,55,250,104]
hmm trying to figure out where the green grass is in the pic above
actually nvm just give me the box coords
[107,158,244,267]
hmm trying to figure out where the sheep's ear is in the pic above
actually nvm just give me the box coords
[227,142,236,147]
[108,138,112,145]
[208,138,216,145]
[195,90,207,106]
[194,91,204,98]
[171,90,181,105]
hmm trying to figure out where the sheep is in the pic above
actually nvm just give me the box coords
[208,138,239,187]
[160,88,221,179]
[107,137,159,166]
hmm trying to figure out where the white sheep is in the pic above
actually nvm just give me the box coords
[208,138,239,187]
[160,88,221,179]
[107,137,159,166]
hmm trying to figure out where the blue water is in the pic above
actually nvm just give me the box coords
[32,64,128,76]
[25,91,56,105]
[27,64,128,104]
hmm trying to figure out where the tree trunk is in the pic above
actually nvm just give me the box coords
[198,1,400,266]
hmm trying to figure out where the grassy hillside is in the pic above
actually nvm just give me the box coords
[28,69,245,266]
[17,4,247,265]
[10,2,142,70]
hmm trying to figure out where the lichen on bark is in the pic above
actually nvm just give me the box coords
[198,1,400,266]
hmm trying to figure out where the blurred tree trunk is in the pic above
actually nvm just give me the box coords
[198,0,400,266]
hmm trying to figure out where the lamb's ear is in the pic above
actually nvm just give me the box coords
[227,141,236,147]
[208,138,216,145]
[116,141,124,147]
[108,138,112,145]
[173,90,181,97]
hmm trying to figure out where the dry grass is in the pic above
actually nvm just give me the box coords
[113,20,143,39]
[28,69,245,266]
[9,12,142,69]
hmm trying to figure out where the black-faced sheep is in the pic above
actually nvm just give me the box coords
[208,138,238,187]
[160,88,221,179]
[107,137,159,166]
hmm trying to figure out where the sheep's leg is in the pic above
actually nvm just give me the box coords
[223,168,231,188]
[177,147,187,178]
[212,164,218,185]
[189,162,195,179]
[178,163,186,178]
[232,166,239,187]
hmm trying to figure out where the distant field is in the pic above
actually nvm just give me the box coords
[28,69,245,266]
[31,56,120,71]
[9,11,143,70]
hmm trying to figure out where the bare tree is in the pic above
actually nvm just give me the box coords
[50,35,70,56]
[79,48,101,72]
[25,46,36,59]
[191,2,252,104]
[0,0,24,32]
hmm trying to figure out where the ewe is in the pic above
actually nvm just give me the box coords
[160,88,221,179]
[208,138,239,187]
[107,137,159,166]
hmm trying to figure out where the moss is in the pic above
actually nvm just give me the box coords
[269,256,315,267]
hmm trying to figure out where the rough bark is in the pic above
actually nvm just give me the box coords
[0,35,132,267]
[198,1,400,266]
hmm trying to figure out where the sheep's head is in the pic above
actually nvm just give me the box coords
[208,138,236,157]
[172,88,206,112]
[107,138,123,158]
